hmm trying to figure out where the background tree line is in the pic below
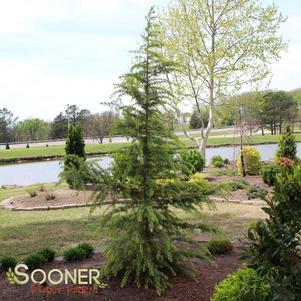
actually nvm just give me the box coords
[189,89,301,135]
[1,88,301,144]
[0,104,119,144]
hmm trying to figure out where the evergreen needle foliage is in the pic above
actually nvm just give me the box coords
[63,123,86,187]
[65,123,85,158]
[276,126,297,160]
[69,8,212,295]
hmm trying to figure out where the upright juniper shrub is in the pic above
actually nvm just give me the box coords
[67,8,212,294]
[63,123,86,187]
[276,126,297,160]
[65,123,85,158]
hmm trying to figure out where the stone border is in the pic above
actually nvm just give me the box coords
[210,196,267,206]
[0,195,266,211]
[0,195,94,211]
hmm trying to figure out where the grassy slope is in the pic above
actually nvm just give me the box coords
[1,133,301,160]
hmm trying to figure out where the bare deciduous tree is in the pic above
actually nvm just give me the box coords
[88,111,119,144]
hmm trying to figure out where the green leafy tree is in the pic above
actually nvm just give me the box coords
[259,91,294,135]
[50,112,68,139]
[17,118,48,141]
[0,108,17,143]
[276,126,297,160]
[67,8,213,294]
[65,104,90,126]
[161,0,286,157]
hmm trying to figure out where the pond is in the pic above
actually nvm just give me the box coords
[1,143,301,186]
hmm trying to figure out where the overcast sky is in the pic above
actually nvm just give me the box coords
[0,0,300,120]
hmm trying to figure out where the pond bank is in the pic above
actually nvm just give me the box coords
[1,142,301,186]
[0,139,296,165]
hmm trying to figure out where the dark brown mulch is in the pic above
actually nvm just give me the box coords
[0,247,242,301]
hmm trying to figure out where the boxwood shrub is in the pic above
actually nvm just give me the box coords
[237,146,261,176]
[261,164,279,187]
[179,149,205,176]
[211,155,225,168]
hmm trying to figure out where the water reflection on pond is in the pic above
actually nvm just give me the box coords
[1,143,301,186]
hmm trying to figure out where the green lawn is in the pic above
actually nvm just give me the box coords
[0,142,130,160]
[191,132,301,147]
[1,133,300,161]
[0,184,265,258]
[0,207,103,258]
[177,130,234,139]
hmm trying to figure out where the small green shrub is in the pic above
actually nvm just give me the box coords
[179,149,205,176]
[211,155,225,168]
[24,253,45,270]
[5,143,10,150]
[211,268,269,301]
[27,188,38,198]
[261,164,279,187]
[247,185,268,200]
[78,243,94,257]
[0,256,17,271]
[37,248,56,262]
[207,238,233,255]
[224,158,230,165]
[237,146,261,176]
[228,179,249,191]
[63,247,87,262]
[189,172,208,185]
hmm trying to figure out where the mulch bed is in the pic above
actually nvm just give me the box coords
[0,246,242,301]
[1,189,94,210]
[1,173,271,211]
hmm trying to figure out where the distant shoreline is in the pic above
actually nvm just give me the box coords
[0,140,294,165]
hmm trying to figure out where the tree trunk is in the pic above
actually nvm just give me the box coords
[198,101,214,159]
[270,124,273,135]
[261,125,264,136]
